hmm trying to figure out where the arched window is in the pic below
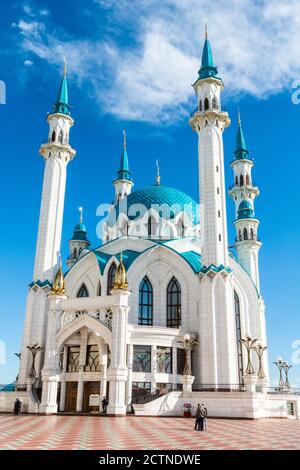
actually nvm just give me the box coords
[147,216,157,238]
[73,247,77,259]
[246,174,250,185]
[167,277,181,328]
[77,283,89,298]
[243,228,248,240]
[239,229,242,241]
[107,262,117,295]
[98,281,102,296]
[204,97,209,111]
[199,100,203,111]
[250,228,254,240]
[51,130,56,142]
[240,175,244,186]
[138,276,153,326]
[212,96,218,109]
[176,218,184,237]
[235,176,238,185]
[58,130,63,144]
[234,291,244,384]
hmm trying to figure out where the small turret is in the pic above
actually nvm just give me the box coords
[113,130,134,202]
[67,207,91,268]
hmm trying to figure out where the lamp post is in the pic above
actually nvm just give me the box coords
[282,361,292,390]
[27,344,43,378]
[253,342,267,379]
[14,352,21,381]
[177,334,198,393]
[241,336,257,375]
[273,357,286,389]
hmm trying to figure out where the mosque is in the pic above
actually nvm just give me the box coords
[0,31,299,418]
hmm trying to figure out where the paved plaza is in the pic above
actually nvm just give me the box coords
[0,415,299,450]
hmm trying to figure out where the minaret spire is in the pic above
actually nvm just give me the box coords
[52,59,70,115]
[155,159,161,185]
[78,206,83,224]
[198,24,218,79]
[113,130,134,201]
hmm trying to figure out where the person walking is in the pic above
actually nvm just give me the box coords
[194,404,201,431]
[101,397,108,414]
[201,403,208,431]
[13,398,22,415]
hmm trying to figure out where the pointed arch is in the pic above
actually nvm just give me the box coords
[240,175,244,186]
[51,130,56,142]
[238,229,242,241]
[166,277,181,328]
[107,262,117,295]
[98,280,102,296]
[77,283,89,298]
[147,215,157,238]
[246,174,250,185]
[212,96,218,109]
[58,130,63,144]
[250,228,254,240]
[138,276,153,326]
[204,97,209,111]
[235,176,238,185]
[199,99,203,111]
[243,228,248,240]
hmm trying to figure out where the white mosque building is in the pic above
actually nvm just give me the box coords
[0,33,299,418]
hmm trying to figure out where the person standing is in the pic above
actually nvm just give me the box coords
[201,403,208,431]
[194,404,201,431]
[101,397,108,414]
[13,398,22,415]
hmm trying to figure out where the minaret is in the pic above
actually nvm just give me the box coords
[189,26,230,267]
[67,207,91,268]
[34,61,76,281]
[229,111,262,290]
[113,130,133,202]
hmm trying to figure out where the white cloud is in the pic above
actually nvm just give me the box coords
[24,59,33,66]
[13,0,300,123]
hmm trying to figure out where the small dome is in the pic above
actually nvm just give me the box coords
[72,222,88,241]
[112,184,200,225]
[237,199,255,219]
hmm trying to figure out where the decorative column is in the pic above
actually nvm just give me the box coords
[76,369,84,413]
[107,255,131,416]
[126,344,133,407]
[59,346,68,411]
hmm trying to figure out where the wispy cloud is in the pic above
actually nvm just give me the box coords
[11,0,300,123]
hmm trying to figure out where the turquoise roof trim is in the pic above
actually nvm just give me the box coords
[180,251,202,273]
[29,279,51,289]
[200,264,232,274]
[111,184,200,226]
[198,38,218,79]
[0,383,15,392]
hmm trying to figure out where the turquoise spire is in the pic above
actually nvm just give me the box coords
[115,130,132,181]
[234,109,250,160]
[198,24,218,79]
[52,59,71,115]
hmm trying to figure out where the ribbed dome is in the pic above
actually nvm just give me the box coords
[113,184,200,224]
[237,199,255,219]
[72,222,88,241]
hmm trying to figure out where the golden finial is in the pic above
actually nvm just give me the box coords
[63,56,67,76]
[205,23,208,40]
[237,107,242,126]
[156,159,161,185]
[123,129,126,149]
[113,253,128,290]
[78,206,83,224]
[51,255,65,295]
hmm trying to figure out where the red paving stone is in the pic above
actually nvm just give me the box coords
[0,415,299,450]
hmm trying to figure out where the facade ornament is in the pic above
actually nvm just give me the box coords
[241,336,257,375]
[177,334,198,376]
[113,253,128,290]
[27,344,43,378]
[51,257,66,295]
[253,341,267,379]
[273,357,286,387]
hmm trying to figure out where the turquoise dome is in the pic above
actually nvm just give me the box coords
[237,200,255,219]
[72,222,88,241]
[113,184,200,225]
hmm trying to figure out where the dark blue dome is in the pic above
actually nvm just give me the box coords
[237,199,255,219]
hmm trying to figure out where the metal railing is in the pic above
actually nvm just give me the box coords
[192,383,245,392]
[132,384,183,405]
[229,182,258,190]
[267,387,300,395]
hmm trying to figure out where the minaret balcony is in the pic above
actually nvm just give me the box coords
[189,108,230,130]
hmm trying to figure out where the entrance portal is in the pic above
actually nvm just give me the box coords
[83,381,101,412]
[65,382,78,412]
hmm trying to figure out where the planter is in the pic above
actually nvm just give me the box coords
[183,410,192,417]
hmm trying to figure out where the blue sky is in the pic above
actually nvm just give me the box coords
[0,0,300,386]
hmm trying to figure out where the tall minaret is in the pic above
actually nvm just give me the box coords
[113,130,133,202]
[189,26,230,267]
[229,111,262,290]
[33,62,76,281]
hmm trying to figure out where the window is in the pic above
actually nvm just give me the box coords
[67,346,80,372]
[235,176,238,185]
[218,210,221,218]
[51,130,56,142]
[147,216,157,238]
[212,96,218,109]
[234,291,244,384]
[107,262,117,294]
[217,187,220,194]
[85,345,100,372]
[239,229,242,241]
[77,283,89,298]
[199,100,203,111]
[157,346,172,373]
[58,130,63,143]
[133,345,151,372]
[98,281,101,296]
[73,247,77,259]
[177,219,184,237]
[216,165,219,172]
[139,277,153,325]
[243,228,248,240]
[131,382,151,404]
[204,97,209,111]
[177,348,185,375]
[246,174,250,185]
[240,175,244,186]
[250,228,254,240]
[219,234,222,241]
[167,277,181,328]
